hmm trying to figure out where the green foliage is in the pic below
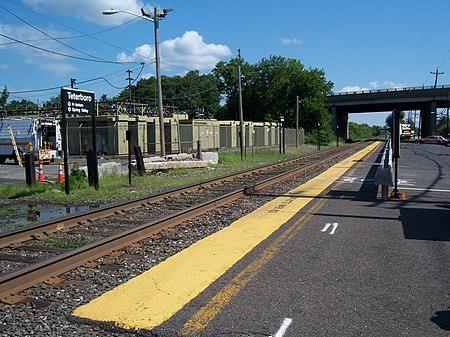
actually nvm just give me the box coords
[437,114,449,137]
[0,183,52,199]
[0,86,8,110]
[384,111,405,130]
[69,166,88,190]
[46,234,95,249]
[348,122,384,140]
[212,55,333,136]
[117,70,221,118]
[5,99,38,113]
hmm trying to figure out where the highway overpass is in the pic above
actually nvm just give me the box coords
[326,85,450,138]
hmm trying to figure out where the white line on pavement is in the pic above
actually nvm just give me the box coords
[398,187,450,193]
[273,318,293,337]
[321,222,339,235]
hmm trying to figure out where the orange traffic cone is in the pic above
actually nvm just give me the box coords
[57,162,64,183]
[38,162,45,182]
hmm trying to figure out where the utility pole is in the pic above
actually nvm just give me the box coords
[126,69,134,113]
[126,69,133,103]
[431,67,444,88]
[237,49,244,161]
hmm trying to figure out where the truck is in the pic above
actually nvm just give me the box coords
[0,117,62,164]
[400,124,414,140]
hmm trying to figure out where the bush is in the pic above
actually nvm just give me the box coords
[69,166,87,190]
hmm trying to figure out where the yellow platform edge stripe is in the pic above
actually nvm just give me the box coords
[72,142,381,330]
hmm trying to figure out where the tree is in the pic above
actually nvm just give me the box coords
[116,71,221,118]
[0,86,9,110]
[6,99,37,112]
[385,110,405,132]
[213,55,333,137]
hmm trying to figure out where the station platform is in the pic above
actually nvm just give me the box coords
[73,141,450,336]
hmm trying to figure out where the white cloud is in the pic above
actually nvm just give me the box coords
[23,0,148,25]
[369,80,407,89]
[340,80,409,93]
[280,38,302,45]
[117,31,232,72]
[340,85,369,92]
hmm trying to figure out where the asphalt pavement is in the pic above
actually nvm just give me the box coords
[154,142,450,336]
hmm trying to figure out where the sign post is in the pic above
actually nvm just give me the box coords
[61,88,97,194]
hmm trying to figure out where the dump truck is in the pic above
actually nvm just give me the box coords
[0,117,62,164]
[400,124,414,140]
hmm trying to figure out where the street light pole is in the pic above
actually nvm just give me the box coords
[153,7,166,157]
[237,49,244,161]
[296,96,300,147]
[317,122,321,151]
[336,124,339,147]
[102,7,173,157]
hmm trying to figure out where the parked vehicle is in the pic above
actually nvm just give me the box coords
[0,117,62,164]
[400,124,414,140]
[416,136,447,145]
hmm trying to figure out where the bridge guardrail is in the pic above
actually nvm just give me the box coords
[374,139,394,200]
[328,84,450,96]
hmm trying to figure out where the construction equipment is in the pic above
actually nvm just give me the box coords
[0,117,62,165]
[7,125,23,167]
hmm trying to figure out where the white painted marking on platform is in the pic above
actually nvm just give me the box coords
[342,176,357,183]
[399,187,450,193]
[397,179,415,186]
[273,318,293,337]
[321,222,339,235]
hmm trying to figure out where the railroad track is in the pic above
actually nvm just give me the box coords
[0,142,368,304]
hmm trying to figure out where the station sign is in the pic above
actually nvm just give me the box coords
[61,87,95,116]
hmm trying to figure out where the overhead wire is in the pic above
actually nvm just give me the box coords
[2,0,158,64]
[1,1,218,105]
[0,33,139,65]
[8,63,150,96]
[0,4,142,65]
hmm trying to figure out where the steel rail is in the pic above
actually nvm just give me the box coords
[0,146,356,303]
[0,146,349,249]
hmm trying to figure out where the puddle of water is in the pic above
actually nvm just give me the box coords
[0,204,94,231]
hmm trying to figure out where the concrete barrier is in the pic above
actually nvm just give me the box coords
[79,162,122,178]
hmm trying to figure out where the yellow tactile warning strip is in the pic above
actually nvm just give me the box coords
[72,142,381,331]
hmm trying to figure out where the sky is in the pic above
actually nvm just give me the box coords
[2,0,450,127]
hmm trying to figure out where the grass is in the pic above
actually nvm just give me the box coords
[45,234,96,249]
[0,145,325,206]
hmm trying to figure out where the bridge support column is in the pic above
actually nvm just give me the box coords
[332,106,349,140]
[420,101,437,137]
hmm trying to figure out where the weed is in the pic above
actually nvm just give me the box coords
[46,234,95,249]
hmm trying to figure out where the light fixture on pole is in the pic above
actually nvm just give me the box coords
[279,116,285,154]
[103,7,174,157]
[317,122,321,151]
[336,124,339,147]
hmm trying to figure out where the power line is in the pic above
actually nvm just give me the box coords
[0,4,112,63]
[7,63,149,96]
[0,18,139,47]
[2,0,159,64]
[0,32,138,65]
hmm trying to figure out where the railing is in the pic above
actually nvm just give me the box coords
[374,139,394,200]
[328,84,450,96]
